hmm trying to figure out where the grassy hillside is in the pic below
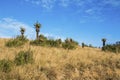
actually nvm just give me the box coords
[0,38,120,80]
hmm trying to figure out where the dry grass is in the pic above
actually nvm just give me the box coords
[0,38,120,80]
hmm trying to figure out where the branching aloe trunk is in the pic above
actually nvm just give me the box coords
[20,27,25,39]
[82,42,84,48]
[102,38,106,51]
[103,41,105,47]
[36,30,39,40]
[102,38,106,47]
[21,33,24,38]
[34,22,41,40]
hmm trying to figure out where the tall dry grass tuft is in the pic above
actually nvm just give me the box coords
[0,38,120,80]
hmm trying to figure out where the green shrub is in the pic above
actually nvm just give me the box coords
[103,41,120,53]
[30,37,62,47]
[0,59,13,73]
[40,67,57,80]
[46,39,60,47]
[30,40,44,46]
[6,36,28,47]
[30,34,47,46]
[30,35,78,49]
[62,42,75,50]
[14,50,33,65]
[62,38,78,50]
[82,43,84,48]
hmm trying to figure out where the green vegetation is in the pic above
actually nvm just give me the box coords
[30,34,47,46]
[62,38,78,50]
[14,50,33,65]
[82,42,84,48]
[34,21,41,40]
[0,59,13,73]
[5,27,28,47]
[0,49,33,74]
[103,41,120,53]
[5,35,28,47]
[102,38,107,51]
[20,27,25,38]
[30,34,78,49]
[40,67,57,80]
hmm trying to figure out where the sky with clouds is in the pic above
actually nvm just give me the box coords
[0,0,120,47]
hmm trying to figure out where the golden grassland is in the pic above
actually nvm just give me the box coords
[0,38,120,80]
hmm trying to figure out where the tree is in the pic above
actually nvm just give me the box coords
[34,21,41,40]
[39,34,47,42]
[82,42,84,48]
[57,39,62,44]
[102,38,106,51]
[102,38,106,47]
[20,27,25,39]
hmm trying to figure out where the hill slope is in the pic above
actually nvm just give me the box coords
[0,38,120,80]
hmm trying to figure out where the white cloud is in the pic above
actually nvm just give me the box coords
[41,0,56,9]
[23,0,120,22]
[24,0,120,9]
[0,17,65,40]
[103,0,120,7]
[0,18,35,39]
[59,0,70,7]
[43,33,65,41]
[85,9,95,15]
[25,0,56,9]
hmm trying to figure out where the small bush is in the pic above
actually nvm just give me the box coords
[30,34,48,46]
[30,40,43,46]
[103,41,120,53]
[30,40,49,47]
[40,67,57,80]
[62,42,75,49]
[46,39,60,47]
[6,36,28,47]
[30,35,78,49]
[0,59,13,73]
[62,38,78,50]
[14,50,33,65]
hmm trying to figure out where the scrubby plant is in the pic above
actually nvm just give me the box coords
[102,38,106,47]
[103,41,120,53]
[0,59,13,73]
[62,38,78,50]
[5,36,28,47]
[30,39,43,46]
[14,50,33,65]
[30,34,78,49]
[39,34,47,41]
[102,38,107,51]
[30,34,47,46]
[82,42,84,48]
[40,67,57,80]
[34,21,41,40]
[46,39,61,47]
[62,42,75,49]
[30,34,62,47]
[20,27,25,39]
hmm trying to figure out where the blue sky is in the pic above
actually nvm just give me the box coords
[0,0,120,47]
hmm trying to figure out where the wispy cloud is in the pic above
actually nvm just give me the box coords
[103,0,120,7]
[85,9,95,15]
[0,18,34,39]
[23,0,120,23]
[24,0,120,13]
[59,0,70,7]
[25,0,56,9]
[43,33,65,41]
[0,17,65,40]
[24,0,120,8]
